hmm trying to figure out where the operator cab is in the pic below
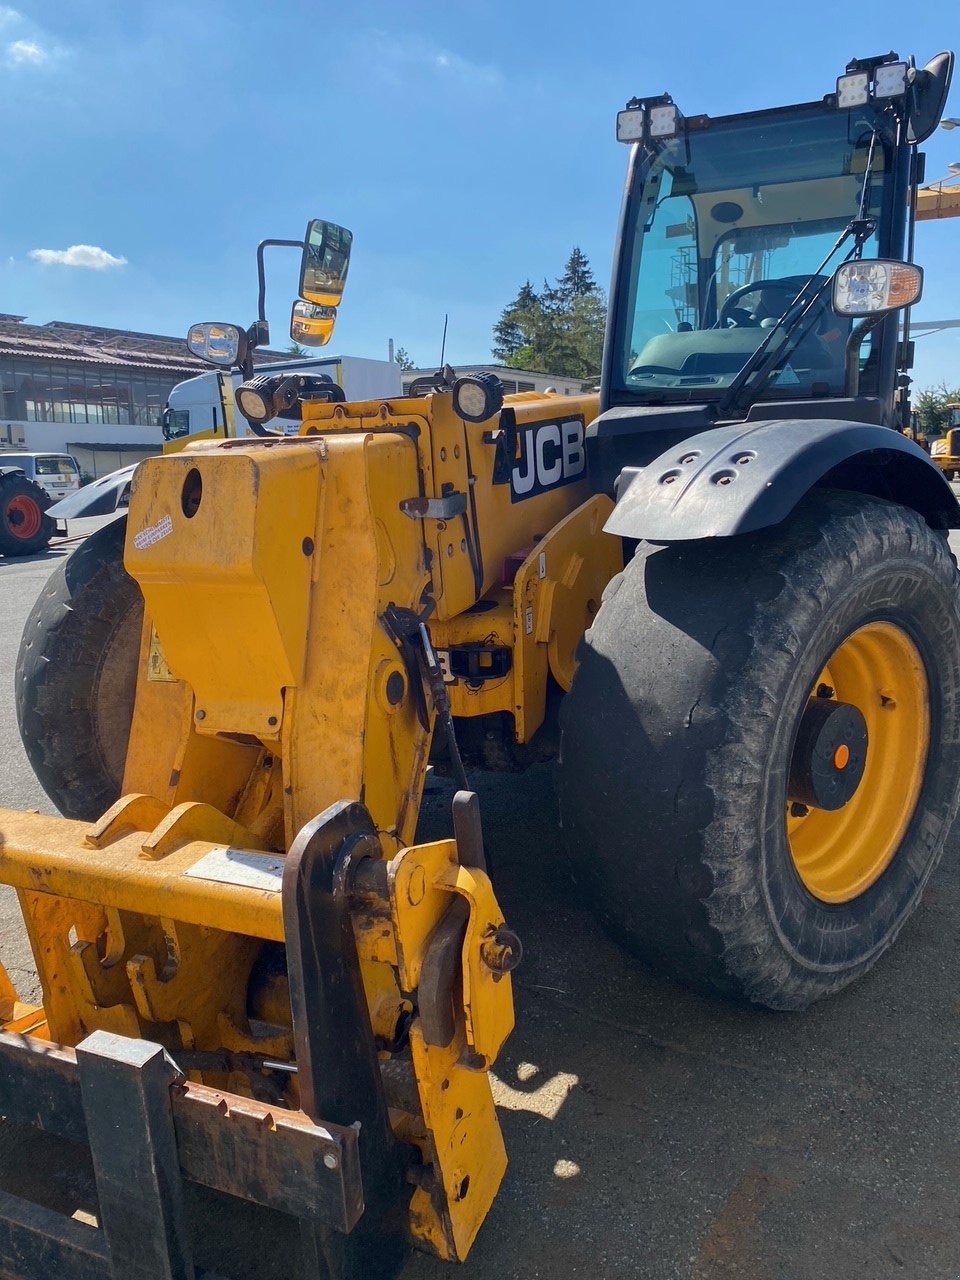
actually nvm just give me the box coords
[593,52,952,491]
[616,108,877,398]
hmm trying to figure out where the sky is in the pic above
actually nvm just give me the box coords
[0,0,958,389]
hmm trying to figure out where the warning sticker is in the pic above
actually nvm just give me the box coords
[147,627,176,682]
[184,848,284,893]
[133,514,173,551]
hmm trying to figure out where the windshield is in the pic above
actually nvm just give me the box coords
[613,104,894,403]
[162,407,190,440]
[950,406,960,428]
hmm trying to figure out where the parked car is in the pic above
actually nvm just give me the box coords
[0,452,82,502]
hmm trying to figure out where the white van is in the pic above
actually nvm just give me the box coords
[0,453,82,502]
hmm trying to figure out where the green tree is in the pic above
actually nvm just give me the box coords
[491,255,605,380]
[492,281,540,363]
[914,382,960,435]
[557,247,597,299]
[569,291,607,383]
[286,341,308,356]
[394,346,416,371]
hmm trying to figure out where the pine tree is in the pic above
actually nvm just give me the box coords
[492,313,524,363]
[492,281,540,363]
[491,254,605,379]
[569,292,606,381]
[558,247,597,299]
[536,277,576,374]
[394,346,415,371]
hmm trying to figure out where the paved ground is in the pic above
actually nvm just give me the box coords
[1,528,959,1279]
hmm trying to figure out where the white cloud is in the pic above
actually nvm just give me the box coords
[29,245,128,270]
[0,8,68,67]
[372,32,501,90]
[7,38,46,64]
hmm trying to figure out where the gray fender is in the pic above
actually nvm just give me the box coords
[604,418,960,541]
[46,463,138,518]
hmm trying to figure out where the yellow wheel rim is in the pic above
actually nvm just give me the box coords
[787,621,930,904]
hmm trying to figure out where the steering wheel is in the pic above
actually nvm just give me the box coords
[719,276,828,329]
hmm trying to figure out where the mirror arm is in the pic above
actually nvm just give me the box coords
[255,238,305,322]
[844,314,886,397]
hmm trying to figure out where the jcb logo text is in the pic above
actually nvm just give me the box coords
[511,417,586,503]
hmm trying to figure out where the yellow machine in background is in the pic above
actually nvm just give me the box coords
[930,402,960,477]
[914,173,960,474]
[915,171,960,221]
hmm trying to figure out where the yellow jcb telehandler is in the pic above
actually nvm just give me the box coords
[929,402,960,477]
[1,48,958,1279]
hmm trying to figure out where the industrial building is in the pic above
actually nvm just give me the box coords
[0,315,286,477]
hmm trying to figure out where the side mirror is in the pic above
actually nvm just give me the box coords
[908,51,955,145]
[187,321,247,367]
[832,259,923,317]
[299,220,353,307]
[290,301,337,348]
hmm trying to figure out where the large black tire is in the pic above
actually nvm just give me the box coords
[16,516,143,820]
[559,489,960,1010]
[0,470,54,556]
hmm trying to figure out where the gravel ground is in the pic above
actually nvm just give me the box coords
[0,525,958,1279]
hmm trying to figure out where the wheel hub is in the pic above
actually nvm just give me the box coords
[788,697,868,811]
[6,495,43,540]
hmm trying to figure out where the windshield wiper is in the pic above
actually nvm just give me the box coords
[716,125,883,420]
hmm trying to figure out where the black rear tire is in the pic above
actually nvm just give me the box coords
[16,516,143,819]
[559,490,960,1010]
[0,471,54,556]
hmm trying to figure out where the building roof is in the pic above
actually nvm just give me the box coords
[0,316,290,375]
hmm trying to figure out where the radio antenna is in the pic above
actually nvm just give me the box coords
[439,313,449,368]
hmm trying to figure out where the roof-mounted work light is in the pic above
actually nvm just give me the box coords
[616,95,683,144]
[616,105,645,143]
[648,102,682,139]
[836,53,910,108]
[836,71,870,108]
[874,61,908,98]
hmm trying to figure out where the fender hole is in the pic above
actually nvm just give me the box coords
[181,468,203,518]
